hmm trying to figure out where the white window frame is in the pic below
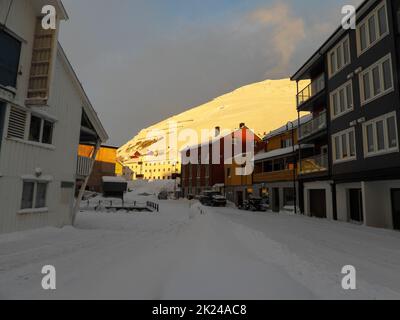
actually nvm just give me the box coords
[328,35,351,78]
[359,53,394,106]
[332,127,357,164]
[19,180,49,213]
[330,80,354,120]
[362,111,399,158]
[356,0,389,56]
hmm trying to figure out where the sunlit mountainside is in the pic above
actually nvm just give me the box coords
[118,78,301,163]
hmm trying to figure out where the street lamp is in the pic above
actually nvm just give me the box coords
[287,121,298,215]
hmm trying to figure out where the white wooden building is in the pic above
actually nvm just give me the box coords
[0,0,108,234]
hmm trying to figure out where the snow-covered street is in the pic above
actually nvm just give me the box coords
[1,189,400,300]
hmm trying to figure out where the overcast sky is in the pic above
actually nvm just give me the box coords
[59,0,362,146]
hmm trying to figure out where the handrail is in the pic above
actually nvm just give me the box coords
[299,111,327,140]
[299,154,328,174]
[297,74,325,107]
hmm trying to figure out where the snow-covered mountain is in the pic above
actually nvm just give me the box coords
[118,78,301,163]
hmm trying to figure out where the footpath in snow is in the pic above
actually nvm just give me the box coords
[0,185,400,299]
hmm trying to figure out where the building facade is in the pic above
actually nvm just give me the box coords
[78,144,121,193]
[292,0,400,230]
[252,116,313,212]
[181,125,260,197]
[0,0,107,234]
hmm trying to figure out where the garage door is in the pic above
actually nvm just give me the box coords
[309,189,327,218]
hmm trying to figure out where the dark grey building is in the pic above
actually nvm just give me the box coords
[291,0,400,230]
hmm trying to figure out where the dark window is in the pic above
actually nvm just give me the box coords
[273,159,285,171]
[29,116,54,144]
[29,116,42,142]
[263,161,273,173]
[21,182,35,209]
[0,30,21,88]
[35,183,48,208]
[42,120,54,144]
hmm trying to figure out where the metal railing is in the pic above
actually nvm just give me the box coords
[299,111,327,140]
[297,74,325,107]
[77,156,94,177]
[299,154,328,175]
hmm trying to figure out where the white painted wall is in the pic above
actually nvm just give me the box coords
[363,180,400,230]
[0,0,84,234]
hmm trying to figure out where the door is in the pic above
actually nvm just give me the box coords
[272,188,280,212]
[309,189,327,218]
[392,189,400,230]
[349,189,363,223]
[236,191,243,207]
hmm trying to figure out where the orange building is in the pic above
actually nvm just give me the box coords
[78,145,123,192]
[252,115,313,212]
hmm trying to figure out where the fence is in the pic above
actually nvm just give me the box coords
[81,199,160,213]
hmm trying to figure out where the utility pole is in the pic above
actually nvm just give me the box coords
[287,121,297,215]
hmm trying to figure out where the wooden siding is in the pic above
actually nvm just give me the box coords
[0,50,83,234]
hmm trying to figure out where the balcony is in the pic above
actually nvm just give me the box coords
[253,169,295,184]
[299,111,327,140]
[77,156,94,177]
[297,74,325,108]
[299,154,328,175]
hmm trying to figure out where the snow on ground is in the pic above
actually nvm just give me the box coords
[0,184,400,300]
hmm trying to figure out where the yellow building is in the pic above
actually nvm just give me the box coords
[78,144,122,192]
[123,157,180,181]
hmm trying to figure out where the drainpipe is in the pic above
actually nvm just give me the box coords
[72,139,101,225]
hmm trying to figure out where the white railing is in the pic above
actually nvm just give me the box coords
[77,156,94,177]
[299,111,327,140]
[299,154,328,175]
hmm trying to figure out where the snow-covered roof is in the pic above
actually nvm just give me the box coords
[102,176,127,183]
[254,144,314,162]
[264,114,312,140]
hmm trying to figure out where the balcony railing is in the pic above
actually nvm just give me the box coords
[297,74,325,107]
[77,156,94,177]
[299,154,328,175]
[299,111,327,140]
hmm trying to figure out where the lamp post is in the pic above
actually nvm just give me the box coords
[287,121,298,215]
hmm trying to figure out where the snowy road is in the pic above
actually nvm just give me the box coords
[1,198,400,300]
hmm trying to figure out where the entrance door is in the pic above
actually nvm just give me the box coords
[392,189,400,230]
[236,191,244,207]
[309,189,327,218]
[272,188,280,212]
[349,189,363,223]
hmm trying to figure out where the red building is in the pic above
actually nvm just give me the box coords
[180,124,261,197]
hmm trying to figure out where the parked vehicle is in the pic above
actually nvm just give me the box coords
[199,191,227,207]
[240,197,267,212]
[157,191,169,200]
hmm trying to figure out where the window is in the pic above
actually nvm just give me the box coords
[20,181,48,210]
[281,138,292,148]
[28,115,54,145]
[330,80,354,119]
[227,168,231,178]
[332,128,357,163]
[363,112,399,157]
[359,54,393,105]
[357,1,389,55]
[328,35,351,78]
[0,30,22,88]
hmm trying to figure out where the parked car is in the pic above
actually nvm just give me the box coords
[157,191,169,200]
[240,197,267,212]
[199,191,227,207]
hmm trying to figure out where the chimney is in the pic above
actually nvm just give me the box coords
[215,126,221,137]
